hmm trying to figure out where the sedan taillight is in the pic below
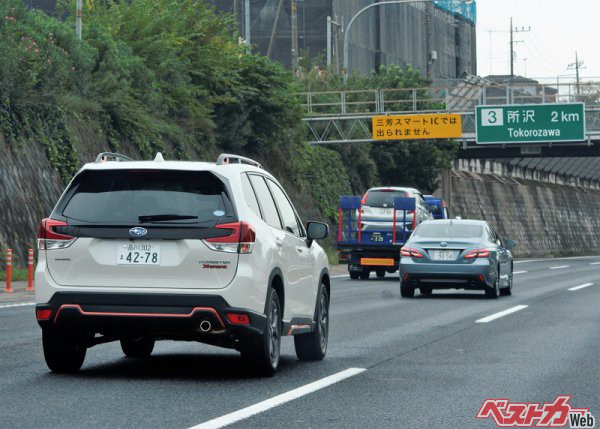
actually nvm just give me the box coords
[464,249,491,259]
[38,218,76,250]
[204,222,256,254]
[400,247,424,258]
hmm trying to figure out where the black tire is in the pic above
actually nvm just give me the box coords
[359,270,370,280]
[241,288,282,377]
[120,337,155,358]
[420,286,433,296]
[400,280,415,298]
[349,271,360,280]
[500,267,513,296]
[42,329,86,373]
[295,286,329,361]
[485,267,500,299]
[376,270,386,279]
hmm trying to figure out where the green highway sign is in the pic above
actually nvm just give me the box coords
[475,103,586,144]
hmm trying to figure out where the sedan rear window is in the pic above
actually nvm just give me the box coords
[61,169,234,224]
[364,190,408,208]
[413,223,484,239]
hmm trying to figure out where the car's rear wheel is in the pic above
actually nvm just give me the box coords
[420,286,433,296]
[349,271,360,280]
[359,270,370,280]
[400,280,415,298]
[120,337,155,358]
[295,286,329,361]
[241,288,282,377]
[485,267,500,299]
[42,329,86,373]
[500,267,513,296]
[376,270,386,279]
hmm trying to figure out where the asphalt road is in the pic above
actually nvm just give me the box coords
[0,257,598,428]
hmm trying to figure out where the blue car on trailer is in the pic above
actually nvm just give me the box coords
[424,195,449,220]
[337,187,436,280]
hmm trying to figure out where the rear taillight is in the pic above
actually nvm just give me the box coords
[38,218,76,250]
[464,249,491,259]
[400,247,424,258]
[204,222,256,254]
[226,313,250,325]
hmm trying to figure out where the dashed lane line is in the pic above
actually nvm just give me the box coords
[475,305,529,324]
[549,265,570,270]
[188,368,367,429]
[568,283,594,291]
[513,271,528,275]
[0,302,35,310]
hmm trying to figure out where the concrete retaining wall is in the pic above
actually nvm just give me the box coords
[448,170,600,258]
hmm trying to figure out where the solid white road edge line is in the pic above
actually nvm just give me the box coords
[568,283,594,291]
[513,271,528,275]
[0,302,35,309]
[476,305,529,324]
[590,262,600,266]
[330,274,350,279]
[189,368,367,429]
[549,265,570,270]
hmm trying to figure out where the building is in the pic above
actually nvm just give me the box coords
[208,0,477,80]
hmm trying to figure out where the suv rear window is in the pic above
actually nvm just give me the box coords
[364,190,408,208]
[61,169,234,224]
[413,223,484,239]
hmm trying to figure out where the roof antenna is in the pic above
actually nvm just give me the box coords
[154,152,165,162]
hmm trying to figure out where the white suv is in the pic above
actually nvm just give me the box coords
[35,152,330,376]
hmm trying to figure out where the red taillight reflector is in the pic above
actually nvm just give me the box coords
[478,275,485,282]
[226,313,250,325]
[339,252,350,260]
[38,218,72,240]
[206,222,256,243]
[400,247,424,258]
[36,309,52,321]
[465,249,491,259]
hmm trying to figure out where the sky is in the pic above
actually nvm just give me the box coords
[476,0,600,83]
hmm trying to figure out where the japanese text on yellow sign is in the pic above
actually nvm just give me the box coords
[372,114,462,141]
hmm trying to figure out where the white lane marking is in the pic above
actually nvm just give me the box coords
[330,274,350,279]
[590,262,600,266]
[189,368,366,429]
[549,265,570,270]
[515,255,600,264]
[476,305,529,324]
[513,271,528,275]
[568,283,594,291]
[0,302,35,310]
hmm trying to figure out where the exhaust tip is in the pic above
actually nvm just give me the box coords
[199,320,212,333]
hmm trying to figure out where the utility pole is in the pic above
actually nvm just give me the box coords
[568,52,586,99]
[76,0,82,40]
[509,17,531,78]
[244,0,251,45]
[291,0,299,71]
[327,16,341,68]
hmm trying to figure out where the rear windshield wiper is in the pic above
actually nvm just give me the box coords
[138,214,199,223]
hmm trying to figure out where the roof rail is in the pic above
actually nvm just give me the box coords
[95,152,134,163]
[216,154,262,169]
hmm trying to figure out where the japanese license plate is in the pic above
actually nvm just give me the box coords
[371,233,384,242]
[117,243,160,265]
[431,250,455,261]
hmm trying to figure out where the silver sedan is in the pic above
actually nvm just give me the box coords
[399,219,515,299]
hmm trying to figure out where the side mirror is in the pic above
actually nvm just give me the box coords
[505,239,516,250]
[306,221,329,246]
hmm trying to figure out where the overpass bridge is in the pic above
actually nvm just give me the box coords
[299,82,600,160]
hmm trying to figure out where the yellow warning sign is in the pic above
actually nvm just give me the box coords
[372,114,462,141]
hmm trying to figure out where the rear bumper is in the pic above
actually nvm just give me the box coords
[36,292,267,347]
[400,258,495,289]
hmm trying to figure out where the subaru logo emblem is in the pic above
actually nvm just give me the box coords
[129,227,148,237]
[440,241,448,247]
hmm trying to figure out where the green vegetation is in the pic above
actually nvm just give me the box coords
[0,268,29,282]
[0,0,456,235]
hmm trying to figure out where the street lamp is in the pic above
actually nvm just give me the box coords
[342,0,473,83]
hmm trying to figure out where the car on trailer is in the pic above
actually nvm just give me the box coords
[337,187,433,280]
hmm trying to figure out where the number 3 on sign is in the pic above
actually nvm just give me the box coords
[481,108,504,127]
